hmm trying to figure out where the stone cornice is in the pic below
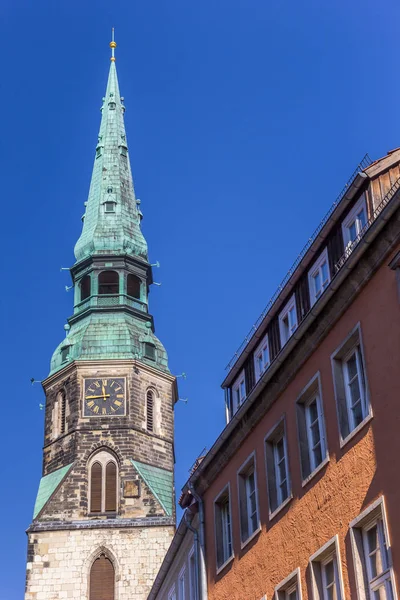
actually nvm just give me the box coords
[27,515,175,534]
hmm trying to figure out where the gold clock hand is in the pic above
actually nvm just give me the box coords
[86,394,111,399]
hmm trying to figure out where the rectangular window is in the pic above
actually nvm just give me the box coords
[188,546,197,600]
[237,453,260,545]
[254,333,270,382]
[310,536,344,600]
[104,201,115,213]
[178,566,186,600]
[308,248,330,306]
[232,370,246,414]
[279,295,298,346]
[275,568,302,600]
[296,374,327,482]
[350,498,396,600]
[214,485,233,570]
[331,324,370,443]
[342,194,368,251]
[265,419,291,516]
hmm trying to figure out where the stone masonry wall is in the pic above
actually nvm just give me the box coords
[25,526,174,600]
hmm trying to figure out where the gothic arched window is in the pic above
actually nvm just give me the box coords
[80,275,91,301]
[89,553,115,600]
[127,274,141,300]
[146,390,154,433]
[89,452,118,514]
[98,271,119,295]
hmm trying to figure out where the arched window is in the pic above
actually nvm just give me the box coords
[127,274,141,300]
[89,451,118,514]
[98,271,119,295]
[80,275,91,301]
[90,553,115,600]
[146,390,154,432]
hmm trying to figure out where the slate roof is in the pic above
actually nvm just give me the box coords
[33,463,74,519]
[131,459,174,517]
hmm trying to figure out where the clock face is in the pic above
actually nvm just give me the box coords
[83,377,126,417]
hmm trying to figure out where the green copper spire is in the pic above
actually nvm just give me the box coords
[74,36,147,261]
[49,34,169,376]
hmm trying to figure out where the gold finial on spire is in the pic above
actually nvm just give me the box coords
[110,27,117,61]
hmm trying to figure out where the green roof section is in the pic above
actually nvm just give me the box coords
[131,459,174,517]
[74,58,147,262]
[33,463,74,519]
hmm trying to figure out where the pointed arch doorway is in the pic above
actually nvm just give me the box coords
[89,553,115,600]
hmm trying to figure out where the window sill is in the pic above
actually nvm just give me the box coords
[240,525,261,550]
[216,554,234,575]
[301,455,330,488]
[339,413,373,449]
[268,494,293,522]
[88,512,118,518]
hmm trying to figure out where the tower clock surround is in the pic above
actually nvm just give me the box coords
[24,32,177,600]
[83,377,126,416]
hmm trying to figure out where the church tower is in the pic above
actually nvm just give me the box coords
[25,33,177,600]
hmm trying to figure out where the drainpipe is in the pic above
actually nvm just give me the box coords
[188,482,208,600]
[184,511,200,600]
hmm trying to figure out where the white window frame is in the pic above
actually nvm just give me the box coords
[168,584,177,600]
[331,323,371,446]
[342,194,368,250]
[265,418,292,518]
[232,370,246,414]
[237,452,261,547]
[279,294,298,345]
[188,545,197,600]
[308,247,330,306]
[350,497,397,600]
[342,345,367,433]
[309,535,345,600]
[305,394,326,473]
[178,565,186,600]
[254,333,270,382]
[273,434,289,507]
[295,372,328,486]
[275,567,302,600]
[214,484,234,572]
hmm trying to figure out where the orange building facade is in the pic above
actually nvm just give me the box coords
[179,149,400,600]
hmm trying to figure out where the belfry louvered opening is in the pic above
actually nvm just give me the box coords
[98,271,119,295]
[89,553,115,600]
[89,452,118,514]
[146,390,154,432]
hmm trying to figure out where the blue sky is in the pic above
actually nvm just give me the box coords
[2,0,400,596]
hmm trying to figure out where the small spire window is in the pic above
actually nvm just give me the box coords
[127,274,141,300]
[80,275,91,301]
[98,271,119,295]
[144,342,156,361]
[104,202,116,214]
[60,346,70,363]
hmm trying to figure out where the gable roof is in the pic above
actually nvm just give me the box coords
[33,463,74,519]
[131,459,174,517]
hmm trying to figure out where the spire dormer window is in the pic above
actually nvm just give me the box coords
[96,146,103,158]
[144,342,156,361]
[104,202,116,214]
